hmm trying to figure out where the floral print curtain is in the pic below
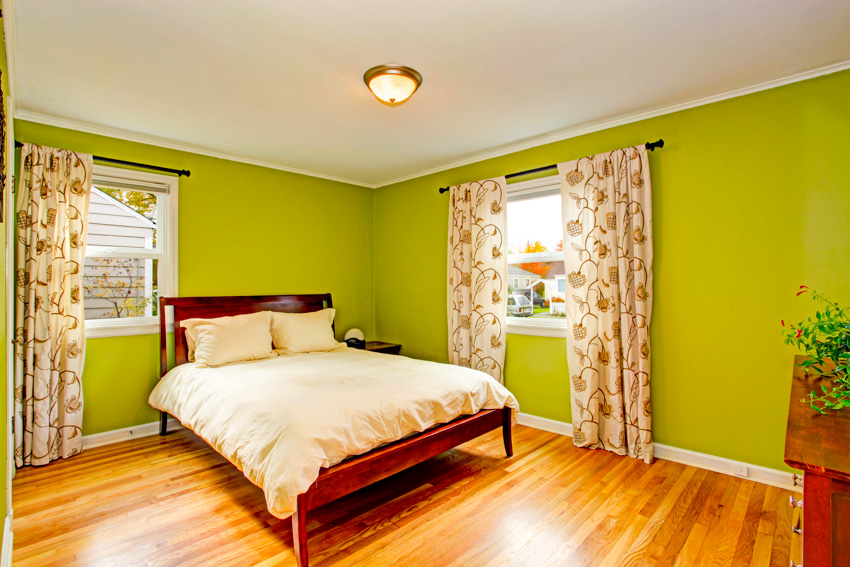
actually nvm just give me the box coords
[558,146,653,463]
[14,144,92,466]
[447,177,508,383]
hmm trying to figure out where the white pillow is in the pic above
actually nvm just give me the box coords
[271,309,341,354]
[181,318,205,362]
[182,312,275,367]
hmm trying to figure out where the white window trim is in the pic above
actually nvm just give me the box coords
[505,174,567,338]
[84,165,178,339]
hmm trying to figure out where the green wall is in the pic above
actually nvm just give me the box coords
[374,69,850,471]
[10,69,850,471]
[15,121,376,435]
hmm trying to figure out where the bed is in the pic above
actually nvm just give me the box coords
[150,294,518,567]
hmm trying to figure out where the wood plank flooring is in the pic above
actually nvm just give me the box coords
[12,425,797,566]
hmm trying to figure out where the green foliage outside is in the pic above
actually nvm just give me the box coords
[98,187,156,220]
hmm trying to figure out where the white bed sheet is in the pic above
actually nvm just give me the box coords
[149,347,519,518]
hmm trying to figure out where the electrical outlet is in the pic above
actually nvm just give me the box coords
[733,464,749,477]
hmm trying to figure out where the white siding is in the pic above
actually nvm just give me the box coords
[86,189,154,249]
[84,189,155,320]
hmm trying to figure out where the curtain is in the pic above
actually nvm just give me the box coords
[447,177,508,383]
[14,144,92,466]
[558,146,653,463]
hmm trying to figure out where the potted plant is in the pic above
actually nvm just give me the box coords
[782,286,850,413]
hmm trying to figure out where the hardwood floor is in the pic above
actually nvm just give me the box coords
[13,425,797,566]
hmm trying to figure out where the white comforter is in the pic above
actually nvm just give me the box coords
[148,347,519,518]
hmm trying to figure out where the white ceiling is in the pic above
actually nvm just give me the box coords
[11,0,850,187]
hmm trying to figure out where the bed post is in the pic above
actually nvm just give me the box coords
[159,411,168,436]
[502,407,513,458]
[159,296,169,438]
[292,493,309,567]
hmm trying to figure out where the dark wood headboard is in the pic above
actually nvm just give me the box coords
[159,294,333,377]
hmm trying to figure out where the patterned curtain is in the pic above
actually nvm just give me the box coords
[14,144,92,466]
[558,146,653,463]
[447,177,508,383]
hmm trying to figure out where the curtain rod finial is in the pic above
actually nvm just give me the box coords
[645,139,664,151]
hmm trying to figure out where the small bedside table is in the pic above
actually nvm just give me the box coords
[365,341,402,355]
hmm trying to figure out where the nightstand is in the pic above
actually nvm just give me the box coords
[365,341,402,355]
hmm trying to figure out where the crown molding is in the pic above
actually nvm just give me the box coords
[373,59,850,188]
[12,109,376,188]
[6,7,849,193]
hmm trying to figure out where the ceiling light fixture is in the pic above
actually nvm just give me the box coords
[363,64,422,105]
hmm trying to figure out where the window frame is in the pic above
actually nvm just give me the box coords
[505,175,567,338]
[84,165,178,338]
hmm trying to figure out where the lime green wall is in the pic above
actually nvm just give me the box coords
[11,69,850,471]
[15,120,376,435]
[374,69,850,471]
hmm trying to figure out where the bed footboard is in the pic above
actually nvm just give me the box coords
[292,406,513,567]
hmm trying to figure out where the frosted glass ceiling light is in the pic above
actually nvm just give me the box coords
[363,64,422,105]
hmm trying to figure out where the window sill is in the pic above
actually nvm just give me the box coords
[85,319,172,339]
[506,318,568,338]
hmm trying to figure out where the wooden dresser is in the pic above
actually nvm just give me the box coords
[784,355,850,567]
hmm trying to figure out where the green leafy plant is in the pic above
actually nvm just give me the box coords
[782,286,850,413]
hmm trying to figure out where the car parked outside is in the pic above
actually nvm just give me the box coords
[508,294,533,317]
[519,289,545,307]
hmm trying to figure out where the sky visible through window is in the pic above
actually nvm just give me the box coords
[507,194,562,254]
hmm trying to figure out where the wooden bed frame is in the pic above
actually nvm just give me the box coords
[158,294,513,567]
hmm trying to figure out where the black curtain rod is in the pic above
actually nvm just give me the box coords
[438,139,664,194]
[14,140,191,177]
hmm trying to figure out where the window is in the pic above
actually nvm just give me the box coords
[84,165,178,338]
[506,175,567,337]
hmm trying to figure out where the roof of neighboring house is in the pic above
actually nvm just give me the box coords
[507,266,540,278]
[524,260,566,279]
[90,188,156,228]
[547,261,566,278]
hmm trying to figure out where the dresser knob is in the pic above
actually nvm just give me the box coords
[792,526,802,535]
[792,473,803,487]
[789,495,803,508]
[791,561,802,567]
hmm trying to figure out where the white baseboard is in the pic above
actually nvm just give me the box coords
[516,412,799,492]
[82,418,183,450]
[652,443,799,492]
[517,412,574,436]
[0,512,12,567]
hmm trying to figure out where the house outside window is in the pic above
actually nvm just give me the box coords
[84,165,178,338]
[505,175,567,338]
